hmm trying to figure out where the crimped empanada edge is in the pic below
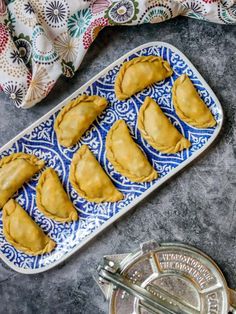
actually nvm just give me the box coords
[0,152,44,169]
[3,199,56,256]
[138,97,191,154]
[36,168,78,222]
[69,145,123,203]
[0,153,45,209]
[106,120,157,182]
[172,74,216,128]
[54,95,108,147]
[114,56,173,100]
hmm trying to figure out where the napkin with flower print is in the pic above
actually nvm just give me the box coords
[0,0,235,108]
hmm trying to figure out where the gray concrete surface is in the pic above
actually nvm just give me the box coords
[0,17,235,314]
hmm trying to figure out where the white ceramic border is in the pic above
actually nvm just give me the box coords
[0,42,224,274]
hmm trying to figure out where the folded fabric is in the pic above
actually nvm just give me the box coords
[0,0,235,108]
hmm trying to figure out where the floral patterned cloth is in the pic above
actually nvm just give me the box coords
[1,0,235,108]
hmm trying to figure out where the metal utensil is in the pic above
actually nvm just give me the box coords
[96,240,236,314]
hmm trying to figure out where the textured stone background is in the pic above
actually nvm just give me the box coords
[0,17,236,314]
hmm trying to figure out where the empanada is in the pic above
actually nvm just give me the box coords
[0,153,44,209]
[54,95,108,147]
[172,74,216,128]
[115,56,173,100]
[3,199,56,256]
[69,145,123,203]
[36,168,78,222]
[138,97,191,154]
[106,120,157,182]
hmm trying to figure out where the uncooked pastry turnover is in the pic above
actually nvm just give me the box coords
[3,199,56,255]
[0,153,44,209]
[138,97,191,153]
[106,120,157,182]
[172,74,216,128]
[69,145,123,203]
[115,56,173,100]
[54,95,108,147]
[36,168,78,222]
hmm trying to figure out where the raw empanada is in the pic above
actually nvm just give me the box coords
[138,97,191,154]
[115,56,173,100]
[36,168,78,222]
[106,120,157,182]
[54,95,108,147]
[3,199,56,256]
[172,74,216,128]
[69,145,123,203]
[0,153,44,209]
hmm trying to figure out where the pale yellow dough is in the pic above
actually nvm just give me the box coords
[69,145,123,203]
[54,95,108,147]
[36,168,78,222]
[3,199,56,256]
[106,120,157,182]
[172,74,216,128]
[0,153,44,209]
[138,97,191,154]
[115,56,173,100]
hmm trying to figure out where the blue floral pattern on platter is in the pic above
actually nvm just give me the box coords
[0,43,222,272]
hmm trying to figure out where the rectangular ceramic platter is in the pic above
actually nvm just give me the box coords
[0,42,223,274]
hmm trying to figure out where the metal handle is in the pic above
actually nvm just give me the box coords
[98,259,199,314]
[99,267,179,314]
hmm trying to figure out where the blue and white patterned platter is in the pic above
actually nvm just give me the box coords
[0,42,223,274]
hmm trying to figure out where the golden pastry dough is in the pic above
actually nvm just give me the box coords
[36,168,78,222]
[115,56,173,100]
[69,145,123,203]
[138,97,191,154]
[106,120,157,182]
[0,153,44,209]
[172,74,216,128]
[3,199,56,256]
[54,95,108,147]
